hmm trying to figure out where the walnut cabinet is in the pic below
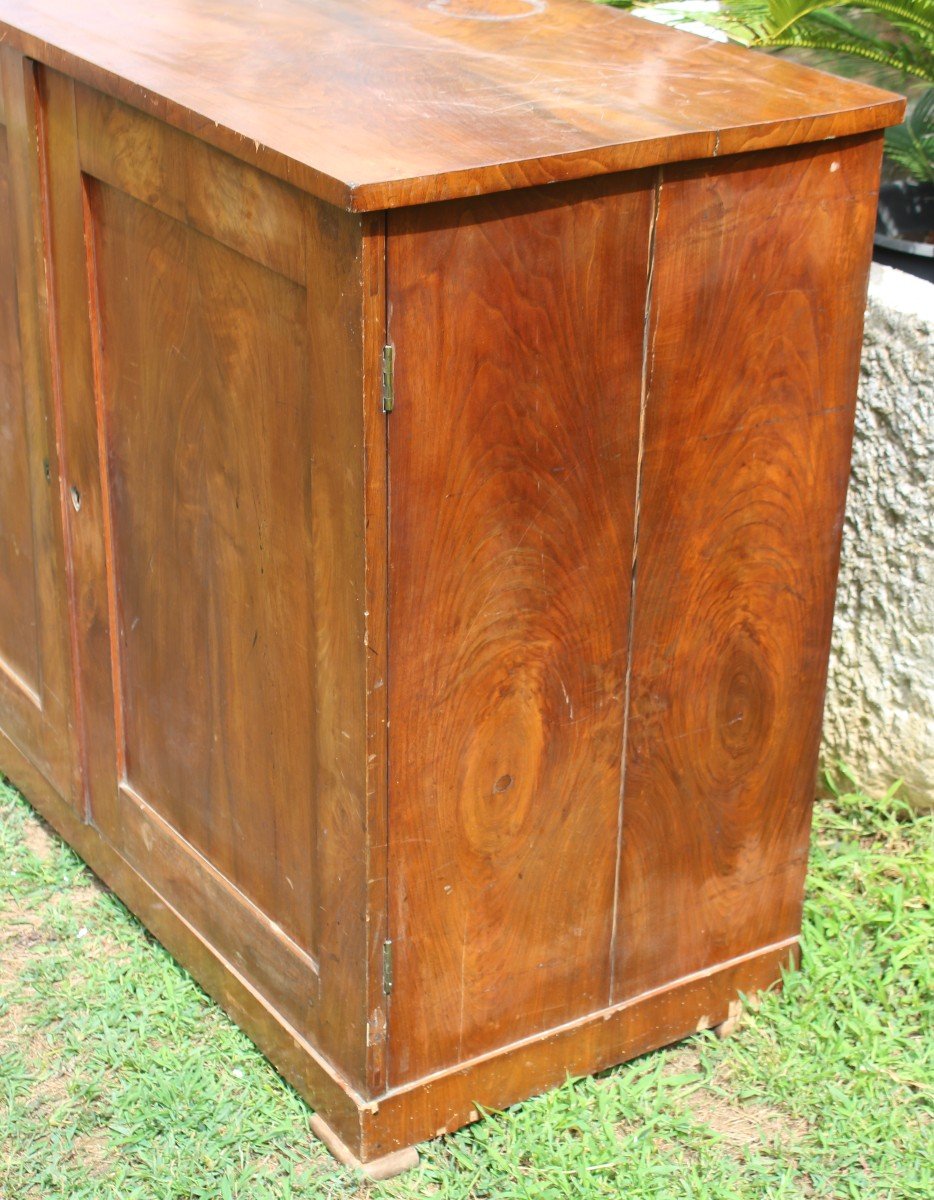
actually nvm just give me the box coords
[0,0,903,1174]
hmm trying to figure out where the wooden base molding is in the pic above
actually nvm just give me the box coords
[358,939,798,1157]
[309,1116,419,1181]
[0,729,367,1151]
[4,720,795,1162]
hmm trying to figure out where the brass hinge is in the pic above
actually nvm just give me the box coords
[382,940,393,994]
[381,344,395,414]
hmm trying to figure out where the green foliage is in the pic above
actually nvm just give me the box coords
[885,83,934,177]
[1,769,931,1198]
[699,0,934,82]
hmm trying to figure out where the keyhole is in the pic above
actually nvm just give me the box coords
[70,485,81,512]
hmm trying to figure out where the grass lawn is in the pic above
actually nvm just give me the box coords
[0,772,930,1200]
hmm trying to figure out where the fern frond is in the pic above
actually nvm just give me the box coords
[699,0,934,81]
[885,86,934,181]
[808,8,934,66]
[770,10,934,79]
[766,0,934,38]
[809,6,934,47]
[855,0,934,36]
[746,31,934,79]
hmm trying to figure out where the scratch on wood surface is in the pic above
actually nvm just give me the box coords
[558,674,574,721]
[669,713,744,743]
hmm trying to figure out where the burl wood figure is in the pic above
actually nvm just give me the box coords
[0,0,903,1177]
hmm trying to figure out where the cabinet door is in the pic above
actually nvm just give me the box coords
[386,175,655,1084]
[0,52,75,800]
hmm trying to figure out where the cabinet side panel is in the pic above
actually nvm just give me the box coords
[41,75,374,1086]
[387,175,654,1083]
[614,135,882,1000]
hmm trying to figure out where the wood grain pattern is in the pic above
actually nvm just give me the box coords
[300,198,386,1090]
[0,121,39,693]
[39,72,381,1090]
[0,18,891,1165]
[386,175,653,1083]
[0,0,903,211]
[0,51,75,799]
[359,212,392,1099]
[87,177,318,954]
[75,83,306,285]
[361,937,798,1158]
[612,134,883,1002]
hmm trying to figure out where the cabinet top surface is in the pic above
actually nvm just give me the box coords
[0,0,903,210]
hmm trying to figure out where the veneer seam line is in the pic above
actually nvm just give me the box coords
[608,165,661,1004]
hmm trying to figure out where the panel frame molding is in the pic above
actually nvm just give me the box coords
[36,63,390,1089]
[0,48,76,801]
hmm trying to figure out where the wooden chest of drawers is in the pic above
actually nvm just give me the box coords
[0,0,902,1174]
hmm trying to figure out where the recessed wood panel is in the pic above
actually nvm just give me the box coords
[86,179,318,956]
[387,175,654,1083]
[0,121,41,696]
[612,135,883,1001]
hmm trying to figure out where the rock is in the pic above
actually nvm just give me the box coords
[822,263,933,810]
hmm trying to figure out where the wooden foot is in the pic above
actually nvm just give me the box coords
[714,998,744,1040]
[309,1114,419,1181]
